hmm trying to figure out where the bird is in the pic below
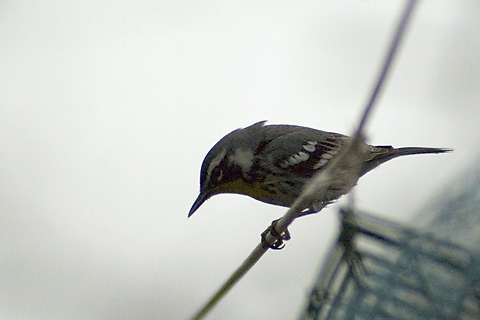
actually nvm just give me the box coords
[188,121,450,218]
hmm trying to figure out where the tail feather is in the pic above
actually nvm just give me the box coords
[362,146,452,175]
[394,146,453,156]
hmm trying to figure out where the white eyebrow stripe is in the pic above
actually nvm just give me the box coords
[207,149,226,178]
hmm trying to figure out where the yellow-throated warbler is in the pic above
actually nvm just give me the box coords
[189,121,450,218]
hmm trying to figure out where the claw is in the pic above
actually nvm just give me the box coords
[261,219,291,250]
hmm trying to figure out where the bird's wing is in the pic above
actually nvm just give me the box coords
[261,126,349,177]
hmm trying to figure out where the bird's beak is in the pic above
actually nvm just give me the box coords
[188,191,210,218]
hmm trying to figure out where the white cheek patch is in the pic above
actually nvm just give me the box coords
[228,148,254,172]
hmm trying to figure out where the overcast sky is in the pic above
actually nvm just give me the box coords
[1,1,479,319]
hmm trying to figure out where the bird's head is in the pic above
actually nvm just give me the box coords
[188,122,267,217]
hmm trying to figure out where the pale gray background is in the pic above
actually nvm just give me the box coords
[1,1,479,319]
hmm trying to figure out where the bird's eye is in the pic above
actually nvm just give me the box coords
[210,167,223,184]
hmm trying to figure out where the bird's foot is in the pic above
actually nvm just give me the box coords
[261,219,291,250]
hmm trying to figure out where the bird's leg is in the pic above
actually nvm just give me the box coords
[295,209,317,218]
[261,203,331,249]
[261,219,291,250]
[295,201,330,218]
[261,203,329,249]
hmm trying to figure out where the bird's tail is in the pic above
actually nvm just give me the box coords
[362,146,452,175]
[394,146,452,157]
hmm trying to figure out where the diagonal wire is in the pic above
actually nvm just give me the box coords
[189,1,418,319]
[354,0,418,137]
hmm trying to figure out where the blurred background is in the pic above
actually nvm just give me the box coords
[1,1,479,319]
